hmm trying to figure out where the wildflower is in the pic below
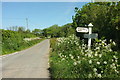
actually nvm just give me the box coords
[61,58,65,61]
[94,72,98,75]
[102,40,105,44]
[71,56,74,59]
[84,53,87,56]
[103,61,107,64]
[89,60,92,64]
[115,60,118,63]
[101,71,103,73]
[110,39,112,42]
[85,50,88,52]
[104,43,107,45]
[112,63,115,66]
[93,68,97,72]
[88,74,92,78]
[113,56,118,60]
[112,41,116,46]
[97,74,102,78]
[73,62,77,66]
[95,53,98,56]
[69,54,72,57]
[109,49,112,52]
[115,70,119,73]
[112,59,114,62]
[113,66,116,69]
[88,53,92,58]
[110,63,116,69]
[96,47,100,50]
[97,62,100,65]
[99,54,102,58]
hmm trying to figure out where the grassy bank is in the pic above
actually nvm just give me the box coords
[2,38,45,55]
[1,29,45,55]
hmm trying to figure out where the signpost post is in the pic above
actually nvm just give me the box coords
[76,23,98,50]
[88,23,93,50]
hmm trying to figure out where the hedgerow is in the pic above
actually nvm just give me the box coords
[50,34,120,79]
[1,29,43,55]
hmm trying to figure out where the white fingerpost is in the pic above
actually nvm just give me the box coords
[76,23,96,50]
[88,23,93,50]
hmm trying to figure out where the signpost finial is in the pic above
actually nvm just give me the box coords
[88,23,93,27]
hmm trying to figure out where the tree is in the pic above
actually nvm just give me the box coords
[42,23,75,38]
[60,23,75,37]
[43,25,60,38]
[26,29,31,33]
[72,2,120,50]
[7,26,18,31]
[42,29,47,37]
[18,27,25,32]
[32,29,43,36]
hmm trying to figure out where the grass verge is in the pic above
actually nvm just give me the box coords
[2,39,45,55]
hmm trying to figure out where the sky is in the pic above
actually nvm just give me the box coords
[2,0,92,2]
[2,0,119,2]
[2,2,88,30]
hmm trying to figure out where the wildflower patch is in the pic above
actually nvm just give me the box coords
[49,34,120,78]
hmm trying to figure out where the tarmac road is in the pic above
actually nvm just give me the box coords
[2,39,50,78]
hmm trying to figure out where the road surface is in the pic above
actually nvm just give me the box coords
[2,39,50,78]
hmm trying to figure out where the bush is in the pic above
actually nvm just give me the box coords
[50,34,120,78]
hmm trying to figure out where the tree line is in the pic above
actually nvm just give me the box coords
[6,23,75,38]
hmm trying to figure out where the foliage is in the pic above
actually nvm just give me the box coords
[42,23,75,38]
[18,27,26,32]
[50,34,120,78]
[50,38,57,50]
[59,23,75,37]
[72,2,120,50]
[32,29,43,36]
[26,29,31,33]
[2,29,44,55]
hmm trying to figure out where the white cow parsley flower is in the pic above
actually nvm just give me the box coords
[97,62,100,65]
[103,61,107,64]
[89,60,92,64]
